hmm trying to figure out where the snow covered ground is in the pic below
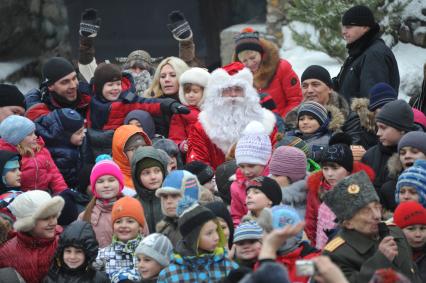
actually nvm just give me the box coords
[0,59,38,94]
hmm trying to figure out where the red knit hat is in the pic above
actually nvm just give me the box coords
[112,196,145,227]
[394,201,426,229]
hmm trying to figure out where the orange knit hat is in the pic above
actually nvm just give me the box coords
[112,196,145,227]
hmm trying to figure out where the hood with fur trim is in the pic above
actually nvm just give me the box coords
[281,178,308,206]
[351,98,376,133]
[232,38,280,90]
[387,153,403,178]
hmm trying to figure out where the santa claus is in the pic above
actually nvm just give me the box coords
[187,62,277,169]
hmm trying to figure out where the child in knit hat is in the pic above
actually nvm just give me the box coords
[169,67,210,155]
[394,201,426,281]
[205,201,234,249]
[269,146,308,219]
[124,110,157,140]
[0,190,64,283]
[0,115,68,193]
[232,220,263,269]
[79,155,124,248]
[36,108,86,189]
[231,120,272,227]
[135,233,173,282]
[157,198,238,282]
[94,196,146,280]
[184,160,216,193]
[395,159,426,208]
[153,138,182,171]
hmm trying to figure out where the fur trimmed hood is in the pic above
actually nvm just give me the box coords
[351,98,376,133]
[281,178,308,205]
[387,153,403,178]
[232,38,280,90]
[324,105,345,132]
[329,92,350,118]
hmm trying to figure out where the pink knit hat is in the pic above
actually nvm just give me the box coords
[412,108,426,130]
[90,158,124,198]
[269,146,307,183]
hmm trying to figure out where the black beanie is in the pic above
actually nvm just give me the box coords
[0,84,25,108]
[178,203,216,238]
[93,63,122,97]
[321,133,354,173]
[42,57,75,86]
[205,201,234,247]
[184,160,214,185]
[342,5,376,27]
[301,65,333,87]
[376,100,415,132]
[246,176,282,206]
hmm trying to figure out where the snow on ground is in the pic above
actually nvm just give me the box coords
[281,21,426,100]
[6,77,39,94]
[0,58,39,94]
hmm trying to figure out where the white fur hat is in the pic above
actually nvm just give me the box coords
[8,190,65,232]
[178,67,211,106]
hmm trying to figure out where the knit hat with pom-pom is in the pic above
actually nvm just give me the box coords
[90,154,124,198]
[320,133,354,173]
[235,121,272,166]
[234,27,263,55]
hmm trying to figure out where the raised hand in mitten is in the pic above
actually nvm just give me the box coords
[80,8,101,37]
[160,98,190,115]
[167,10,192,40]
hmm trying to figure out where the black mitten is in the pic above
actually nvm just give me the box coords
[80,8,101,37]
[160,98,190,115]
[167,10,192,40]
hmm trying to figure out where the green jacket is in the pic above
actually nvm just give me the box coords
[323,225,421,283]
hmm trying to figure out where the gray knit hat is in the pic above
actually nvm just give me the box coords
[375,100,415,132]
[323,171,379,221]
[135,233,173,267]
[397,131,426,155]
[0,115,35,146]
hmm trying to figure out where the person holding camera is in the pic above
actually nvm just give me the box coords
[322,171,421,283]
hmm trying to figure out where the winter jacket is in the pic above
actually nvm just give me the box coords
[131,147,167,233]
[87,73,162,131]
[0,137,67,194]
[333,26,399,103]
[380,153,403,211]
[169,105,200,150]
[305,161,375,245]
[35,109,91,188]
[78,199,114,248]
[230,167,270,227]
[281,178,308,219]
[0,151,22,222]
[44,221,109,283]
[316,202,336,249]
[86,128,114,160]
[0,226,62,283]
[157,247,238,283]
[350,98,378,149]
[414,249,426,282]
[94,235,142,278]
[112,125,152,189]
[156,216,182,247]
[233,38,303,117]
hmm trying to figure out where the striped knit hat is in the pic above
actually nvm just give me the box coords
[297,101,328,126]
[234,27,263,55]
[269,146,307,183]
[235,121,272,166]
[275,136,310,157]
[233,220,263,243]
[396,159,426,207]
[368,82,398,111]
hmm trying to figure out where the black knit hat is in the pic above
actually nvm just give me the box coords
[368,82,398,111]
[215,160,237,205]
[178,200,216,239]
[57,108,84,134]
[246,176,282,206]
[184,161,214,185]
[321,133,354,173]
[93,63,122,97]
[205,201,234,248]
[301,65,333,87]
[42,57,75,86]
[235,27,264,55]
[375,100,415,132]
[0,84,25,109]
[342,5,376,27]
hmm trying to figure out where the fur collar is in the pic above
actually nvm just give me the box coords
[233,38,280,90]
[386,153,403,178]
[329,92,350,118]
[281,178,307,205]
[351,98,376,133]
[325,104,345,132]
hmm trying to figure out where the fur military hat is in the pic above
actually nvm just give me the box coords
[323,171,379,221]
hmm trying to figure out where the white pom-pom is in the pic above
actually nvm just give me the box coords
[242,121,266,136]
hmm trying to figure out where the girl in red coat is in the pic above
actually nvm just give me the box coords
[0,190,64,283]
[169,67,210,156]
[0,115,67,194]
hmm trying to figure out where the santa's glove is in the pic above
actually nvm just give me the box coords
[80,8,101,37]
[160,98,190,115]
[167,10,192,40]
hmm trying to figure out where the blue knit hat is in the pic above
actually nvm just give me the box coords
[234,220,264,243]
[396,159,426,207]
[0,115,35,146]
[368,83,398,111]
[57,108,84,134]
[155,169,201,200]
[297,101,328,126]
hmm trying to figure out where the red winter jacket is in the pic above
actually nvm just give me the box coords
[230,166,270,227]
[0,226,62,283]
[169,105,200,148]
[0,138,67,194]
[304,161,375,245]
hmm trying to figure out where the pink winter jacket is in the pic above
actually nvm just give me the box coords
[0,137,67,194]
[230,167,269,227]
[316,202,336,249]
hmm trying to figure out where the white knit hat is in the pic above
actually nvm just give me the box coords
[235,121,272,165]
[135,233,173,267]
[178,67,211,106]
[8,190,64,232]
